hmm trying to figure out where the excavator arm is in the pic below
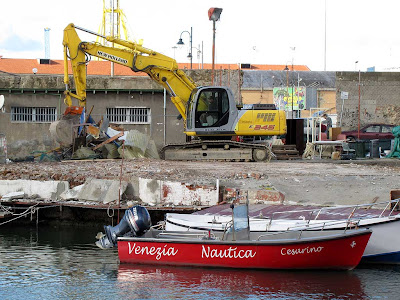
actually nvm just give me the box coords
[63,23,196,120]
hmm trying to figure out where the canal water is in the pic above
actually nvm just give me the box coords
[0,224,399,300]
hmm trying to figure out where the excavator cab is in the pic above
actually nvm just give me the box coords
[186,87,238,136]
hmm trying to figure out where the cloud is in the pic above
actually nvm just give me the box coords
[0,34,42,52]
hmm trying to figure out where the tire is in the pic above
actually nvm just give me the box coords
[252,148,268,162]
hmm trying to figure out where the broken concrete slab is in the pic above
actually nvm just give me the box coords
[248,189,285,204]
[59,184,84,201]
[139,178,219,206]
[0,180,69,201]
[77,178,128,204]
[223,187,285,205]
[1,191,25,201]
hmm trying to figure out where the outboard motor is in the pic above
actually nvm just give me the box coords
[96,205,151,249]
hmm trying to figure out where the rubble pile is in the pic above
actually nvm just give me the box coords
[48,109,160,162]
[0,159,268,188]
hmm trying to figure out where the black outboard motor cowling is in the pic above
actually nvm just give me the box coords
[96,206,151,249]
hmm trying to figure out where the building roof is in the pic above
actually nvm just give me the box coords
[179,62,310,71]
[242,70,336,89]
[0,57,310,76]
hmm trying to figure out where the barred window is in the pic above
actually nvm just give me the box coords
[106,107,151,124]
[11,107,57,123]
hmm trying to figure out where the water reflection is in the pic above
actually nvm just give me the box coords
[117,264,366,300]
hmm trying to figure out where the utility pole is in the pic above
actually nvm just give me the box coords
[208,8,223,85]
[44,28,51,59]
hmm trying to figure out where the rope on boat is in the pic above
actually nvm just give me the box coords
[152,220,166,230]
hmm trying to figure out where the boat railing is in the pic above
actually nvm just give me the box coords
[266,199,400,230]
[157,231,218,240]
[221,220,234,241]
[283,218,362,232]
[257,219,362,241]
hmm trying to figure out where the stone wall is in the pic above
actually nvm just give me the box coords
[336,72,400,129]
[184,68,241,101]
[0,74,183,158]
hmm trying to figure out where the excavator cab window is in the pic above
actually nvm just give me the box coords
[195,89,229,128]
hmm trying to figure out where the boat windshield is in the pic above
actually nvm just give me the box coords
[231,204,250,240]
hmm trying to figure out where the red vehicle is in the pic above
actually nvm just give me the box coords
[341,124,395,141]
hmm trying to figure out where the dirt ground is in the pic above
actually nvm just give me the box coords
[1,158,399,207]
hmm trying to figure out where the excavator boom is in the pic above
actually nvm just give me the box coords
[63,23,196,120]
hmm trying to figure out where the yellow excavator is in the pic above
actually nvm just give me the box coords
[62,23,287,161]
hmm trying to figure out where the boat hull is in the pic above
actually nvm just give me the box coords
[359,218,400,264]
[118,230,371,270]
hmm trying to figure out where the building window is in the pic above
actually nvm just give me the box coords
[106,107,151,124]
[11,107,57,123]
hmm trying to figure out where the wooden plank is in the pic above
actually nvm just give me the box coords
[93,132,124,150]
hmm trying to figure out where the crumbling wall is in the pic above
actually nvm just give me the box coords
[336,72,400,129]
[184,69,242,102]
[0,74,186,158]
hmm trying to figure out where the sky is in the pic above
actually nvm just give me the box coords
[1,0,399,72]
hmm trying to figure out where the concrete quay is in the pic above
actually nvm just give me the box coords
[1,158,399,225]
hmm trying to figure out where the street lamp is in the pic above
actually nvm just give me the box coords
[208,7,223,84]
[283,65,295,119]
[191,44,203,69]
[284,65,289,109]
[177,27,193,69]
[171,45,177,59]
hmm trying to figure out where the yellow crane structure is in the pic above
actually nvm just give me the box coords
[98,0,131,46]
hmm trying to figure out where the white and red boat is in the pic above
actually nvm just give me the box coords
[117,228,371,270]
[96,205,371,270]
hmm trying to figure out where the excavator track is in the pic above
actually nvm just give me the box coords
[161,140,272,162]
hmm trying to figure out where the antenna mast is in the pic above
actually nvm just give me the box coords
[44,28,51,59]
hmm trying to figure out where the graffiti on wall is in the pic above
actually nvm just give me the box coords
[273,87,306,111]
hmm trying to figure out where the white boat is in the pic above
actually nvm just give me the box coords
[165,200,400,264]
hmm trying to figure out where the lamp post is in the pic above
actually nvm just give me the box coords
[177,27,193,69]
[297,74,303,118]
[208,7,223,85]
[191,44,203,69]
[284,65,289,117]
[171,46,177,59]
